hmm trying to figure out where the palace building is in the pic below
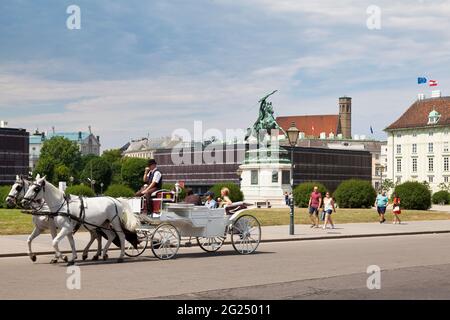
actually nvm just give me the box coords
[384,91,450,192]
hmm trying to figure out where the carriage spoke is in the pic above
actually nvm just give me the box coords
[231,215,261,255]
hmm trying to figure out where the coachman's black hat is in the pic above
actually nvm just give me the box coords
[148,159,157,165]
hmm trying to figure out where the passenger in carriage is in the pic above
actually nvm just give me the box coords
[135,159,162,215]
[204,191,217,209]
[217,187,233,208]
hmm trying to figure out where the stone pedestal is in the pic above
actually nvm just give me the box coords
[239,141,292,207]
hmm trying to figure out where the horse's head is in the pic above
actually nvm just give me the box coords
[6,175,28,208]
[21,174,46,209]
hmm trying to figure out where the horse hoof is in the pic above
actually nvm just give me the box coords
[92,255,99,261]
[62,255,68,262]
[50,258,58,264]
[117,258,124,263]
[67,260,75,266]
[30,254,37,262]
[82,254,88,261]
[103,254,108,261]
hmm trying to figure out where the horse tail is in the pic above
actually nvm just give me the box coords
[117,198,140,232]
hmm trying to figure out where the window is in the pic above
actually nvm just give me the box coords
[413,133,417,137]
[251,170,258,185]
[272,171,278,183]
[445,157,449,172]
[445,176,449,183]
[428,176,434,183]
[429,132,434,136]
[412,158,417,172]
[281,170,290,185]
[444,142,449,153]
[375,153,379,160]
[396,159,402,172]
[396,134,402,138]
[412,144,417,154]
[396,176,402,184]
[396,144,402,154]
[428,143,434,153]
[428,157,434,172]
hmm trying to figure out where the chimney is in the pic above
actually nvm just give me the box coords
[0,120,8,128]
[96,135,100,143]
[418,93,426,100]
[78,131,82,140]
[338,96,352,139]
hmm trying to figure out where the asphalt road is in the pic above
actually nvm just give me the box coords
[1,233,450,299]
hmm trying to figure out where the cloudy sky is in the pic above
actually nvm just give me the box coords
[1,0,449,150]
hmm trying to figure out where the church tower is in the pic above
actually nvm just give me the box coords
[339,97,352,139]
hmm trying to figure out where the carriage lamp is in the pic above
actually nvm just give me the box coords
[286,121,299,235]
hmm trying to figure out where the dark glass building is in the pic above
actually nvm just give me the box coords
[154,142,371,194]
[0,128,29,185]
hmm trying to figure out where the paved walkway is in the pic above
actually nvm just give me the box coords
[2,220,450,257]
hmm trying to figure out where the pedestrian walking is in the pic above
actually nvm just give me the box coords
[392,192,402,224]
[308,186,322,228]
[322,191,336,229]
[374,191,389,223]
[284,192,289,206]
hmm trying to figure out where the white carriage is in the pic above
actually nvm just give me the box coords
[123,190,261,260]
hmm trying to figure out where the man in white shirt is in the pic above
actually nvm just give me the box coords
[136,159,163,214]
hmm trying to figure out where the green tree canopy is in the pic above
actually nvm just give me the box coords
[121,158,147,191]
[34,137,81,183]
[81,157,113,193]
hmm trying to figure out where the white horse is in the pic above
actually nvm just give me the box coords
[22,175,139,265]
[5,175,104,263]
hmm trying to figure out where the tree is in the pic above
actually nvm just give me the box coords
[102,149,123,185]
[432,190,449,205]
[394,181,431,210]
[334,179,376,208]
[121,158,147,191]
[293,182,327,208]
[101,149,122,163]
[54,164,71,184]
[81,157,113,193]
[381,179,395,193]
[34,137,82,183]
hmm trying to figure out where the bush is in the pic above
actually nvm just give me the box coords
[334,179,376,208]
[0,186,12,208]
[394,181,431,210]
[293,182,327,207]
[209,183,243,202]
[104,184,135,198]
[65,184,95,197]
[432,190,449,205]
[162,183,186,201]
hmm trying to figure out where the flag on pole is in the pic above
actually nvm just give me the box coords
[418,77,427,84]
[370,126,374,134]
[429,80,438,87]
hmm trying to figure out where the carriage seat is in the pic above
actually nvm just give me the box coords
[141,189,175,214]
[224,201,253,215]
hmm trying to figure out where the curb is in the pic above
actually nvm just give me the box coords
[1,229,450,259]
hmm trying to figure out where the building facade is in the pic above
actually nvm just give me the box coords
[385,94,450,193]
[0,127,29,185]
[29,130,101,169]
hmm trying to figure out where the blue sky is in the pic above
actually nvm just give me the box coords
[1,0,450,150]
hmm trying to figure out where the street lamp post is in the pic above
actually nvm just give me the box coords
[379,165,385,192]
[100,182,104,195]
[287,122,300,236]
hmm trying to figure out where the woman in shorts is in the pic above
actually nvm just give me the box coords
[322,192,336,229]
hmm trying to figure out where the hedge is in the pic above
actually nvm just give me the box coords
[393,181,431,210]
[65,184,95,197]
[293,182,327,207]
[334,179,376,208]
[432,190,449,205]
[208,183,243,202]
[104,184,135,198]
[0,185,12,208]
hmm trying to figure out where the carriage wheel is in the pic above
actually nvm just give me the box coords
[151,224,180,260]
[231,215,261,254]
[197,236,225,252]
[124,231,148,257]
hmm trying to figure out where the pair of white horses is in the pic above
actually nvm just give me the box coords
[6,174,139,265]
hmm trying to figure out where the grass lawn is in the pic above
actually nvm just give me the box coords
[1,207,449,235]
[246,207,450,226]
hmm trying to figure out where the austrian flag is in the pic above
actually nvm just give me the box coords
[429,80,438,87]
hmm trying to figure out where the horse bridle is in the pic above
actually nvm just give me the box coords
[6,177,26,204]
[23,181,48,211]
